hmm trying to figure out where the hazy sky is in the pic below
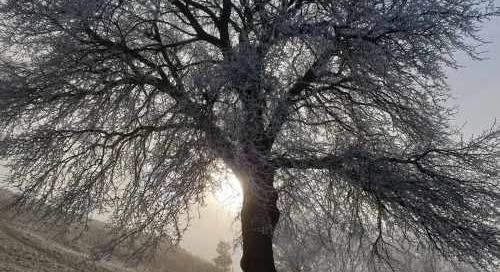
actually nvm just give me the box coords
[0,10,499,272]
[446,16,500,135]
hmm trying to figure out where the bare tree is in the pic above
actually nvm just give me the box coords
[0,1,499,272]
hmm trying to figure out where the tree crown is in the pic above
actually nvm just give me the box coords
[0,0,499,270]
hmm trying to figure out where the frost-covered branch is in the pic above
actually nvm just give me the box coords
[0,1,499,271]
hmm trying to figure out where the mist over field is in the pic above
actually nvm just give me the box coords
[0,189,220,272]
[0,1,500,272]
[0,15,500,272]
[1,21,500,272]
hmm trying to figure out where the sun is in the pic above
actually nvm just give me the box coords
[212,171,243,213]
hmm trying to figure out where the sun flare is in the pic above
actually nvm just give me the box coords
[212,171,243,213]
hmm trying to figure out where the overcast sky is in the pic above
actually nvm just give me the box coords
[0,9,498,272]
[446,16,500,135]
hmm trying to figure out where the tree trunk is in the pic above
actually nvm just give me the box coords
[239,169,280,272]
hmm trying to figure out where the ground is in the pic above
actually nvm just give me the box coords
[0,189,218,272]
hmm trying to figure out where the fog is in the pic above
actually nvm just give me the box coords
[181,196,242,272]
[0,13,498,272]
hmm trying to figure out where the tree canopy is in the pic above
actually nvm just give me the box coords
[0,1,499,272]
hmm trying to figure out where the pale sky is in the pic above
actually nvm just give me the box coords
[446,16,500,135]
[0,11,499,272]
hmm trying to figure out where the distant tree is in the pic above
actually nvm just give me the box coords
[0,1,499,272]
[214,241,232,272]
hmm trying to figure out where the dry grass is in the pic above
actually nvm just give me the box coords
[0,189,218,272]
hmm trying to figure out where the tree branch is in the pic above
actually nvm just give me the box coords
[265,49,340,149]
[83,26,237,166]
[171,0,225,48]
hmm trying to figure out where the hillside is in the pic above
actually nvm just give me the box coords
[0,189,218,272]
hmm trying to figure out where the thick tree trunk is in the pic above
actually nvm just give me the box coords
[239,169,280,272]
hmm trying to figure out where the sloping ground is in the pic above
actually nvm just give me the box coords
[0,219,129,272]
[0,189,218,272]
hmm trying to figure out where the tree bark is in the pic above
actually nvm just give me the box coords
[239,169,280,272]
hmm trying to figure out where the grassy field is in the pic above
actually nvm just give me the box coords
[0,189,218,272]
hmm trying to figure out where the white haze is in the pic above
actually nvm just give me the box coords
[0,11,498,272]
